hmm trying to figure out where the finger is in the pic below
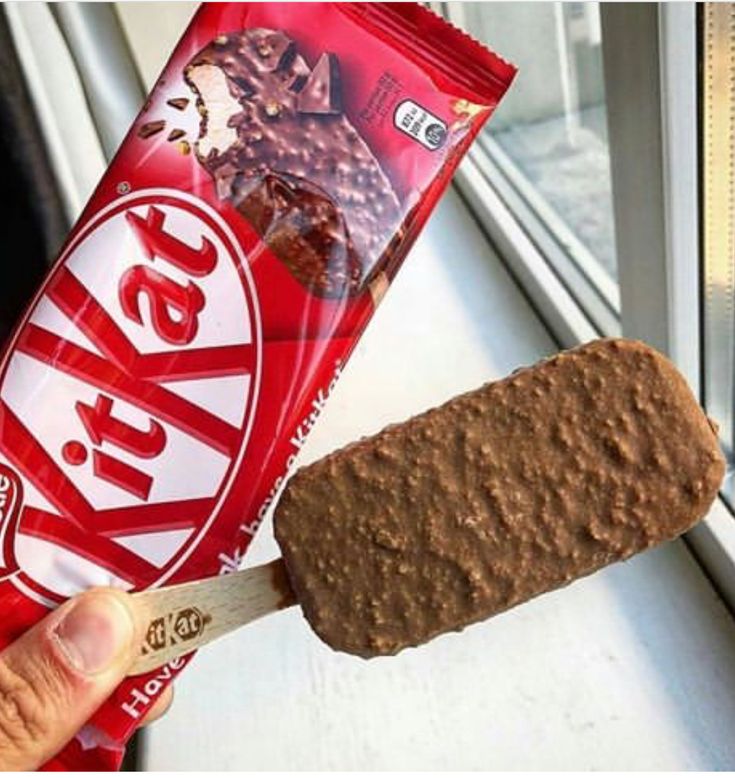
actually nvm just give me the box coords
[139,685,174,726]
[0,588,138,771]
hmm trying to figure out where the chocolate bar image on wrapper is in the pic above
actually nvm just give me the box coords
[184,29,402,298]
[274,339,724,657]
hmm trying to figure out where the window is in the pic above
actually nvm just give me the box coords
[442,2,620,340]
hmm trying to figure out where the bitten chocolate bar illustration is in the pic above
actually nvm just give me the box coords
[183,29,402,298]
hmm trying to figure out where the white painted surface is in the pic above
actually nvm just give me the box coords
[142,192,735,771]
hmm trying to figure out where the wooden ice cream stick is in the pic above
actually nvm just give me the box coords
[128,558,295,676]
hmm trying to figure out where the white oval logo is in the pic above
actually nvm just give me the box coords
[0,190,261,603]
[393,99,447,151]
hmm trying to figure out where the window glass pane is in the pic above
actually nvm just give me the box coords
[450,2,618,290]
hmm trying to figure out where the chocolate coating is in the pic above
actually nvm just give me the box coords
[297,53,343,115]
[166,97,190,111]
[185,29,402,297]
[138,120,165,139]
[274,339,725,658]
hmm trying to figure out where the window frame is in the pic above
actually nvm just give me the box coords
[439,1,621,345]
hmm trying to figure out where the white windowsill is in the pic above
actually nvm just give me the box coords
[141,189,735,771]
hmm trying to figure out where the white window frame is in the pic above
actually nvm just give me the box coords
[446,2,735,610]
[438,1,621,346]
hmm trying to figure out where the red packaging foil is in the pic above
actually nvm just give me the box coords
[0,3,514,770]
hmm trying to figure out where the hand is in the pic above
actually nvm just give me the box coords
[0,588,172,770]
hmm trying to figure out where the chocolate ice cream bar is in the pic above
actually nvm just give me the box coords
[184,29,402,298]
[274,339,725,658]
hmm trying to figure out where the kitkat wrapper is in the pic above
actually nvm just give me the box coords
[0,3,515,770]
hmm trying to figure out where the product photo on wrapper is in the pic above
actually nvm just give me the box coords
[1,0,735,773]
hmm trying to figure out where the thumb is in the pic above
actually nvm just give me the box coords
[0,588,138,771]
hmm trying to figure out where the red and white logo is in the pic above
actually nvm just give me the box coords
[0,190,261,604]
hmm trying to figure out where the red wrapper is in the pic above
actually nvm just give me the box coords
[0,3,514,770]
